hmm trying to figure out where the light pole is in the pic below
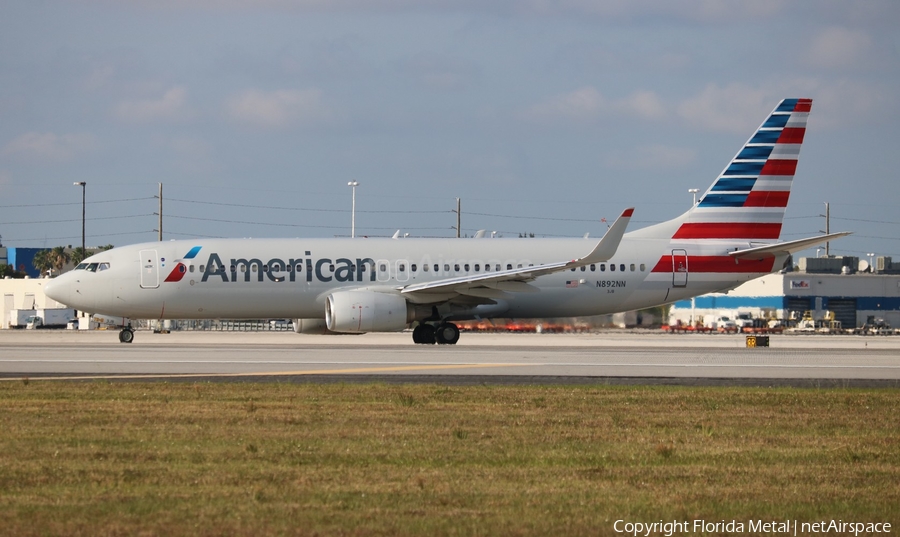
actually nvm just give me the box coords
[74,182,86,259]
[688,188,699,206]
[347,181,359,238]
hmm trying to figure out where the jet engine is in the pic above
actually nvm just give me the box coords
[325,291,414,333]
[293,318,330,334]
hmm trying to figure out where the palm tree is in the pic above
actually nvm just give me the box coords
[71,247,87,265]
[98,244,114,251]
[32,250,53,276]
[50,246,70,273]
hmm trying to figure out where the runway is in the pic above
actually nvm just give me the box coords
[2,329,899,386]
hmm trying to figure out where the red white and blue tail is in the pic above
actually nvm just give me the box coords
[674,98,811,241]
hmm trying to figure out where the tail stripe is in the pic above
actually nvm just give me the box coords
[682,98,810,240]
[673,222,781,240]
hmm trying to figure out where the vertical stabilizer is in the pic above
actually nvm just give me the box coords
[672,98,812,241]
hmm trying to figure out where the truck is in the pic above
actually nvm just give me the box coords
[25,308,77,329]
[8,309,36,329]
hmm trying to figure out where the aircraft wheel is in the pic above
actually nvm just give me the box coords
[119,328,134,344]
[413,324,434,344]
[434,323,459,345]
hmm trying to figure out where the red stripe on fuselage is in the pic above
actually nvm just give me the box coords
[673,223,782,239]
[743,191,790,207]
[651,256,776,274]
[164,263,187,282]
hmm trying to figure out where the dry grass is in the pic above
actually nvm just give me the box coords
[0,381,897,536]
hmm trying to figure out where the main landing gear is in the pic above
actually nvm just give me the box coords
[412,322,460,345]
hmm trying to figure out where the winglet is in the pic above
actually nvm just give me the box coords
[574,208,633,265]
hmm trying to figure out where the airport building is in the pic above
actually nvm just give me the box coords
[668,256,900,330]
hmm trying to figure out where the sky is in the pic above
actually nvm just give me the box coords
[1,0,898,263]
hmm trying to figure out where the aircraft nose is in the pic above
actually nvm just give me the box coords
[44,274,76,306]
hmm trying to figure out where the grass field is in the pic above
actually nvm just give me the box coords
[1,381,898,536]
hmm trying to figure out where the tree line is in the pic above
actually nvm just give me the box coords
[0,245,114,279]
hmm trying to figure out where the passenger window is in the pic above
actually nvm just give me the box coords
[496,264,501,271]
[200,265,205,272]
[640,264,646,271]
[296,264,303,272]
[399,264,406,272]
[263,265,269,272]
[434,264,439,272]
[189,265,194,273]
[380,264,387,272]
[590,264,595,272]
[329,264,335,272]
[474,264,480,271]
[507,264,512,270]
[454,264,460,272]
[630,264,635,272]
[600,264,606,272]
[620,264,625,272]
[610,264,616,272]
[464,264,469,271]
[411,264,417,272]
[242,265,247,272]
[230,265,236,272]
[580,266,586,272]
[423,264,429,272]
[444,264,450,272]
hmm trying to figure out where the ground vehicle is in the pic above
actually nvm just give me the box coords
[24,308,76,329]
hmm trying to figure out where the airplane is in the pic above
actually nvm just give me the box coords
[46,98,849,345]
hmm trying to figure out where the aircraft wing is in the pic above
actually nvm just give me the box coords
[400,208,633,302]
[728,232,852,260]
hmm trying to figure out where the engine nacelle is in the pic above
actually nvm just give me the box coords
[325,291,412,333]
[293,318,329,334]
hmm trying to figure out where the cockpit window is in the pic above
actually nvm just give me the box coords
[98,262,110,271]
[86,263,99,272]
[75,263,88,270]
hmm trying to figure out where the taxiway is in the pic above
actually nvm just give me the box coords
[1,330,899,386]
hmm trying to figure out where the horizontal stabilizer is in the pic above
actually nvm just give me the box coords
[728,232,851,260]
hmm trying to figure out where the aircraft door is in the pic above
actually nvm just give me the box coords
[671,249,688,287]
[140,249,160,289]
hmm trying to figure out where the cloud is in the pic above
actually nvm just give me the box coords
[401,54,479,91]
[225,88,333,128]
[605,144,696,171]
[114,86,190,123]
[523,87,666,123]
[805,27,873,69]
[2,132,97,161]
[676,84,772,134]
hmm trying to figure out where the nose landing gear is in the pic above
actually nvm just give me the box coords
[118,326,134,344]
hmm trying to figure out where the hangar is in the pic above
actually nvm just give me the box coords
[668,256,900,330]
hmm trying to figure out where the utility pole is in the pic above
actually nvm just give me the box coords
[73,182,86,257]
[348,181,359,238]
[453,197,461,238]
[820,202,830,257]
[158,183,163,241]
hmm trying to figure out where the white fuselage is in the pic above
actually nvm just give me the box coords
[45,232,778,322]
